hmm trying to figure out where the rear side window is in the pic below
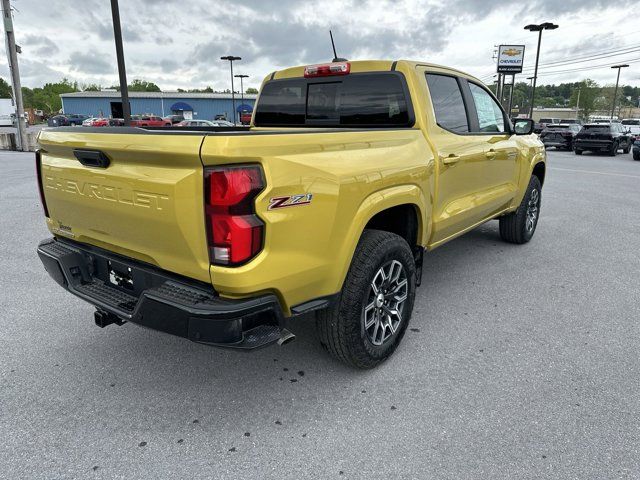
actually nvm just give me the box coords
[254,72,412,127]
[425,74,469,133]
[468,83,506,133]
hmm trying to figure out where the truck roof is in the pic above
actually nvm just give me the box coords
[266,59,483,85]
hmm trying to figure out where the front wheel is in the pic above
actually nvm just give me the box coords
[622,143,631,154]
[609,141,618,156]
[499,175,542,244]
[316,230,416,369]
[634,151,640,161]
[575,149,583,155]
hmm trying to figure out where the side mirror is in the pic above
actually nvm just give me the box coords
[513,118,534,135]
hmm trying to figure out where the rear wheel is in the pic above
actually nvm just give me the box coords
[499,175,541,244]
[609,141,618,156]
[575,149,583,155]
[622,142,631,154]
[316,230,416,369]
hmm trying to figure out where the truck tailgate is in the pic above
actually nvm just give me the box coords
[37,129,211,283]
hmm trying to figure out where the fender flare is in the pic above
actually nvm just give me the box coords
[331,184,429,293]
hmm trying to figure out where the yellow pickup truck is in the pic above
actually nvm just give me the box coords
[36,60,545,368]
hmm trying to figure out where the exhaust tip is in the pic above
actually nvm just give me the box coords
[277,328,296,346]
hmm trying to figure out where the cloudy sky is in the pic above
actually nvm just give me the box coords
[1,0,639,91]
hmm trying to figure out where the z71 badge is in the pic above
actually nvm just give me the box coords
[268,193,313,210]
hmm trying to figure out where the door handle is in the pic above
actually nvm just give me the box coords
[485,149,496,159]
[442,154,460,165]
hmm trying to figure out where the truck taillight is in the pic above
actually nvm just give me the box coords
[304,62,350,78]
[35,150,49,218]
[204,165,265,266]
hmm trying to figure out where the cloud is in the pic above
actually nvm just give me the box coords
[3,0,639,90]
[68,51,113,75]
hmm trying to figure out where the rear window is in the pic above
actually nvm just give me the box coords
[622,120,639,126]
[582,125,611,132]
[540,118,555,123]
[254,72,413,127]
[546,125,569,130]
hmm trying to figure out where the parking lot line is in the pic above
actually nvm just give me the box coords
[550,166,640,179]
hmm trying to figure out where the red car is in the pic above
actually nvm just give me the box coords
[90,118,125,127]
[130,115,171,127]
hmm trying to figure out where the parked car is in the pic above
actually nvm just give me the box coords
[213,120,234,127]
[621,119,640,139]
[540,124,582,150]
[574,123,633,156]
[163,114,184,125]
[47,114,88,127]
[36,59,545,369]
[91,118,125,127]
[633,138,640,161]
[534,117,561,134]
[129,115,171,127]
[174,119,238,127]
[82,117,98,126]
[47,115,68,127]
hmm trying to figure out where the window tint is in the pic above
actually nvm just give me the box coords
[622,119,639,126]
[254,73,411,127]
[425,74,468,133]
[468,83,506,133]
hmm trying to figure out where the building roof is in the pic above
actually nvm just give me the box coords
[60,91,258,99]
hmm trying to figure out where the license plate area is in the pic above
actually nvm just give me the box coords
[108,260,134,291]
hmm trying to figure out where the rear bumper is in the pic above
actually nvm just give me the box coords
[574,140,613,150]
[37,237,285,349]
[542,140,572,148]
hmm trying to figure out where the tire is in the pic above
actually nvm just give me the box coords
[623,143,630,154]
[499,175,542,244]
[633,151,640,161]
[575,149,583,155]
[316,230,416,369]
[609,141,618,156]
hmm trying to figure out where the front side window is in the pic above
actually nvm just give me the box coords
[425,74,469,133]
[468,83,506,133]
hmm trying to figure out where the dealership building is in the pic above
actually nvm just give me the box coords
[60,91,257,121]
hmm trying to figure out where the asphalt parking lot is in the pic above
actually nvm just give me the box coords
[1,148,639,479]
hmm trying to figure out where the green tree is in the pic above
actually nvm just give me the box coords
[82,83,102,91]
[246,87,258,94]
[569,79,600,121]
[21,78,78,113]
[129,79,161,92]
[0,77,12,98]
[109,79,161,92]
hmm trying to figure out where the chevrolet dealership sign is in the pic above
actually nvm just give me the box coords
[497,45,525,73]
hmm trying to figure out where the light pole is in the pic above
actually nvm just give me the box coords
[234,74,248,124]
[610,64,629,120]
[221,55,241,124]
[524,22,558,117]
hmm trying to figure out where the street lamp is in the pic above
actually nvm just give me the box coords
[220,55,241,124]
[234,74,249,124]
[524,22,558,117]
[610,64,629,120]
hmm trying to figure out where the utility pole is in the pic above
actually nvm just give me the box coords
[110,0,131,125]
[524,22,559,117]
[575,88,581,120]
[610,64,628,120]
[2,0,26,151]
[221,55,241,124]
